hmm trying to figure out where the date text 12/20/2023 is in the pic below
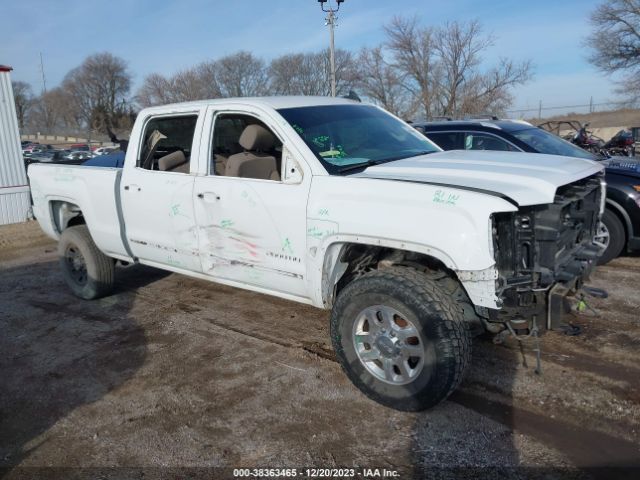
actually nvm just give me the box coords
[232,467,401,478]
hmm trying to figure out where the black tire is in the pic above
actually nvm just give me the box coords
[58,225,115,299]
[597,209,625,265]
[330,267,471,411]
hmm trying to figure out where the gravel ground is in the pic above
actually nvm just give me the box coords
[0,221,639,479]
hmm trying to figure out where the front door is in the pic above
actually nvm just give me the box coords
[193,110,311,298]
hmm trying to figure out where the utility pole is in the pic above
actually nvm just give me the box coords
[538,100,542,119]
[318,0,345,97]
[39,52,47,94]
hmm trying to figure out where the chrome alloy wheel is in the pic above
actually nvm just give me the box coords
[594,221,610,252]
[352,305,425,385]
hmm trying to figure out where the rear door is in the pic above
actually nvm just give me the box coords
[121,107,206,272]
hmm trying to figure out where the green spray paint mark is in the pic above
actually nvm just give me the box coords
[166,255,183,267]
[241,190,257,207]
[432,190,460,206]
[318,208,329,216]
[170,204,190,218]
[282,237,293,254]
[307,226,323,239]
[220,219,234,229]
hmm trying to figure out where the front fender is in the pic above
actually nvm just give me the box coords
[306,176,517,308]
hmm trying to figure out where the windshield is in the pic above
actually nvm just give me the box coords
[511,127,597,160]
[278,104,440,174]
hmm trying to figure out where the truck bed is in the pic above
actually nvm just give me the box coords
[28,163,131,260]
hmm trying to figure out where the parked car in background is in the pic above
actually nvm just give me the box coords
[93,147,116,156]
[413,119,640,264]
[64,150,94,163]
[69,144,91,152]
[22,144,47,156]
[27,149,93,167]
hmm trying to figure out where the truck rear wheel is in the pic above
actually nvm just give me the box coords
[58,225,115,300]
[330,267,471,411]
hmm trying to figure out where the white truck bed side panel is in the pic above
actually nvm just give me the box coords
[29,164,129,258]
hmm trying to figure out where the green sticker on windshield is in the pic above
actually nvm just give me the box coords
[319,144,346,158]
[312,135,330,148]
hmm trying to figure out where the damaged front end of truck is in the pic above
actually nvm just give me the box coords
[484,172,607,339]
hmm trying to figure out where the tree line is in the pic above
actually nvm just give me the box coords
[14,15,536,138]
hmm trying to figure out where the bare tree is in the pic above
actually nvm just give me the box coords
[433,20,491,115]
[385,16,438,119]
[269,49,356,96]
[355,47,416,118]
[216,51,268,97]
[28,87,75,133]
[136,73,175,108]
[586,0,640,100]
[137,62,223,108]
[456,58,532,116]
[62,52,132,132]
[11,81,33,130]
[270,53,325,95]
[384,16,532,119]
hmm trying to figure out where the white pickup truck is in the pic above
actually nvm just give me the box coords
[28,96,605,411]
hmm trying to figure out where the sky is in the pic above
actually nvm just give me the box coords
[0,0,619,116]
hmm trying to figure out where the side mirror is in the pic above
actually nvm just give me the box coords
[282,147,304,184]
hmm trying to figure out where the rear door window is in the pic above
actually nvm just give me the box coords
[424,132,465,150]
[138,115,198,172]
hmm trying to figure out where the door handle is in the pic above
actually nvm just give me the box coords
[197,192,221,201]
[124,184,141,192]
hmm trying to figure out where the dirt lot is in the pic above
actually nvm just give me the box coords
[1,221,639,479]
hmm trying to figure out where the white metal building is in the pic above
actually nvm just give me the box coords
[0,65,30,225]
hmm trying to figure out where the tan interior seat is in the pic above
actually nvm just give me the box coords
[213,154,228,175]
[158,150,189,173]
[225,125,279,180]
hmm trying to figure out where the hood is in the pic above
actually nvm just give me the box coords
[602,156,640,179]
[355,150,603,206]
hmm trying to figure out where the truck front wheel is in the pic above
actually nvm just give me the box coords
[58,225,115,300]
[330,267,471,411]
